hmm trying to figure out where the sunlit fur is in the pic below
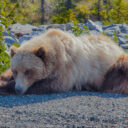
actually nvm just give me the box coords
[10,29,125,94]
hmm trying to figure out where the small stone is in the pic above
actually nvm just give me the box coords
[85,20,103,32]
[120,44,128,49]
[120,23,128,33]
[19,35,32,44]
[118,37,128,45]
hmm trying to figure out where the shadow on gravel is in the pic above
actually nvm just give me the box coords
[0,91,127,108]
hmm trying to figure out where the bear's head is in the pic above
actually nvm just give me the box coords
[10,45,54,94]
[10,29,71,94]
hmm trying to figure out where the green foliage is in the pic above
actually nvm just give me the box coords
[13,42,20,47]
[75,0,128,25]
[17,1,41,25]
[0,0,41,25]
[52,0,67,12]
[102,31,107,36]
[125,35,128,40]
[0,0,12,74]
[0,0,20,25]
[0,24,10,74]
[100,0,128,25]
[75,0,94,22]
[113,32,118,43]
[83,26,90,34]
[0,44,10,74]
[0,0,22,74]
[51,9,78,24]
[1,0,128,25]
[71,22,83,36]
[125,34,128,44]
[71,22,90,36]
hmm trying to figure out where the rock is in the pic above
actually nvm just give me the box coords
[46,24,66,30]
[120,23,128,33]
[95,21,103,26]
[3,34,19,54]
[10,23,37,35]
[19,35,33,44]
[85,20,103,32]
[65,23,73,31]
[32,25,45,32]
[120,44,128,49]
[25,24,37,30]
[2,31,10,36]
[118,37,128,45]
[103,26,121,37]
[18,31,46,44]
[2,31,19,47]
[103,24,121,30]
[29,31,44,36]
[117,33,128,38]
[3,31,18,39]
[3,36,19,46]
[103,24,122,39]
[4,36,15,45]
[77,23,85,28]
[117,33,128,45]
[104,30,114,37]
[2,22,128,52]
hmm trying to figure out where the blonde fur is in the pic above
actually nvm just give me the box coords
[11,29,125,94]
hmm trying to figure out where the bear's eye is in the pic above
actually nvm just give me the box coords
[24,70,31,76]
[13,70,17,77]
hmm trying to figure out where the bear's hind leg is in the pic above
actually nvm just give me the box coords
[101,54,128,94]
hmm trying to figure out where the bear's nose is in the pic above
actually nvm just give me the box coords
[15,87,22,94]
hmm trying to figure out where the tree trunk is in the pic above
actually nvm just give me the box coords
[103,0,107,4]
[97,0,101,21]
[41,0,45,24]
[66,0,72,10]
[31,0,34,3]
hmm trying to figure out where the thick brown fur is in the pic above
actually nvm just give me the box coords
[9,29,125,94]
[1,54,128,95]
[101,54,128,94]
[0,29,128,95]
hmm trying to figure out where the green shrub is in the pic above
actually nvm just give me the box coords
[71,22,90,36]
[75,0,128,25]
[0,0,16,74]
[51,9,78,24]
[113,32,118,44]
[0,24,10,74]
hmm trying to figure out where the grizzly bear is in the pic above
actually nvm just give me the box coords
[1,54,128,95]
[0,29,126,95]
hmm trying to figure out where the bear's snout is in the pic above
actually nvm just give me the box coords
[15,86,23,94]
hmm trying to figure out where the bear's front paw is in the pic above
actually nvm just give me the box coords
[0,80,16,95]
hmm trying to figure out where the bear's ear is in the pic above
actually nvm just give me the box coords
[34,46,47,60]
[10,46,18,58]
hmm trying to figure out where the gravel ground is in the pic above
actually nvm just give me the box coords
[0,91,128,128]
